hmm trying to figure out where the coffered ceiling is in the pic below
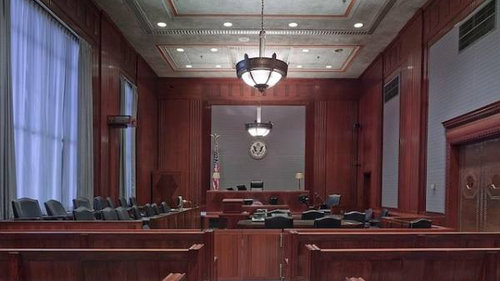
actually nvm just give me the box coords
[95,0,428,78]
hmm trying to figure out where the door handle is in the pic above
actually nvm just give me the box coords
[491,184,499,190]
[466,184,473,190]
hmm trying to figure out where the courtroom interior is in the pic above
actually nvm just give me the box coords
[1,0,500,280]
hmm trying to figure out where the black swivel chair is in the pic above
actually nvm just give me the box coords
[143,203,156,217]
[106,197,115,208]
[314,216,341,228]
[73,207,95,221]
[369,208,389,227]
[151,203,161,215]
[160,202,171,213]
[93,196,109,211]
[301,210,325,220]
[44,200,71,219]
[343,211,366,224]
[324,194,341,208]
[129,197,139,207]
[409,218,432,229]
[73,197,92,210]
[250,181,264,191]
[236,184,247,191]
[12,198,43,219]
[115,206,131,220]
[264,216,293,229]
[130,205,143,220]
[101,207,119,220]
[118,197,129,208]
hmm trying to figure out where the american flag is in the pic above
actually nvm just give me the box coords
[211,134,220,190]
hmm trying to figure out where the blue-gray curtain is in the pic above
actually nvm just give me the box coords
[0,0,17,219]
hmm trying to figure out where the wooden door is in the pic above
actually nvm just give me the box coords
[459,137,500,231]
[482,138,500,231]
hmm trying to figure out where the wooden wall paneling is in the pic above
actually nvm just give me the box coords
[304,103,315,195]
[325,100,359,210]
[397,12,425,213]
[189,100,203,206]
[202,103,212,204]
[357,57,384,209]
[136,57,159,204]
[312,101,328,204]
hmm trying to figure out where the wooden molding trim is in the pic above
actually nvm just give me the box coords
[443,100,500,130]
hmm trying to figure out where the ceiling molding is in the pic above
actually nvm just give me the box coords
[157,44,362,73]
[151,29,369,36]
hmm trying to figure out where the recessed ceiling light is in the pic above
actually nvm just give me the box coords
[215,65,222,68]
[223,22,233,27]
[210,48,219,52]
[302,49,309,53]
[354,22,364,28]
[176,48,185,52]
[157,22,167,28]
[326,65,333,69]
[297,65,303,68]
[238,37,250,42]
[288,22,298,28]
[186,65,193,68]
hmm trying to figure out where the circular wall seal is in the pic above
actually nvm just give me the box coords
[249,140,268,160]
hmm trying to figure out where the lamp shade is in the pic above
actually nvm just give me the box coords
[295,172,304,180]
[236,54,288,93]
[212,172,221,179]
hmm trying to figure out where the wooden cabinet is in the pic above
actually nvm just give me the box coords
[214,230,282,281]
[459,138,500,231]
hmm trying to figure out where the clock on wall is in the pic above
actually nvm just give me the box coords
[249,140,268,160]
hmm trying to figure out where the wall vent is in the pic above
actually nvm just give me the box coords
[459,0,496,51]
[384,75,400,103]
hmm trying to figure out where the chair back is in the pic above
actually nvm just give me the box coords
[409,218,432,228]
[129,197,139,207]
[144,203,155,217]
[12,198,43,219]
[314,216,341,228]
[301,210,325,220]
[115,206,131,220]
[101,207,119,220]
[73,197,92,210]
[130,205,142,219]
[93,196,109,211]
[44,200,67,216]
[250,181,264,190]
[379,208,389,219]
[73,207,95,221]
[118,197,128,207]
[106,197,115,208]
[264,216,293,229]
[325,194,341,208]
[160,202,171,213]
[343,211,366,223]
[364,208,374,221]
[151,203,161,215]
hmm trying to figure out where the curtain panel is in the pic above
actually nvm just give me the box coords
[0,0,17,220]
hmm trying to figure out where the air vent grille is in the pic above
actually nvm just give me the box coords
[459,0,496,51]
[384,75,400,103]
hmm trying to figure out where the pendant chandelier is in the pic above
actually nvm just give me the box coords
[236,0,288,93]
[246,106,272,137]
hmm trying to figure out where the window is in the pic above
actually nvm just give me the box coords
[10,0,80,208]
[120,77,138,200]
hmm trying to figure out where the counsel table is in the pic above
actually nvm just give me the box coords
[237,219,363,228]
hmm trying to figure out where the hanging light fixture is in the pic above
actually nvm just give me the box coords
[246,106,272,137]
[236,0,288,93]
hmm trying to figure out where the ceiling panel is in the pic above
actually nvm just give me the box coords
[95,0,429,78]
[168,0,357,17]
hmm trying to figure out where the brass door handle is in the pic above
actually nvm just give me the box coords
[466,184,472,190]
[491,184,499,190]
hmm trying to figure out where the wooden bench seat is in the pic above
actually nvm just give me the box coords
[0,246,203,281]
[303,245,500,281]
[0,230,214,281]
[284,231,500,281]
